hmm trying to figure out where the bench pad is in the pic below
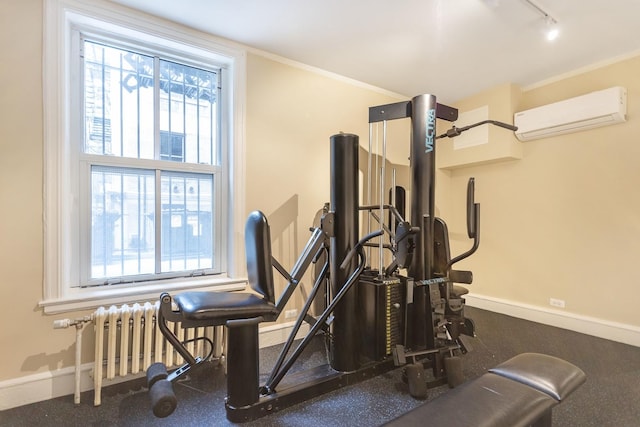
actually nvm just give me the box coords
[384,353,586,427]
[174,291,279,323]
[385,373,556,427]
[489,353,586,401]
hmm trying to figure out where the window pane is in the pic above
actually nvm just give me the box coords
[160,131,184,162]
[84,40,154,159]
[161,172,214,272]
[91,166,155,280]
[159,60,217,165]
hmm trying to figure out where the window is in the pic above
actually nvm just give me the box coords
[42,0,247,313]
[83,39,219,284]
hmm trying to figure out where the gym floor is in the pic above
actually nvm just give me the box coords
[1,306,639,426]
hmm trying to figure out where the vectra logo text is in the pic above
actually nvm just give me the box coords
[425,108,436,153]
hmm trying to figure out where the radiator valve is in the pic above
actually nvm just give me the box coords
[53,316,92,330]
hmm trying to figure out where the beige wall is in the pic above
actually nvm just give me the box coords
[446,57,640,327]
[2,0,639,399]
[0,0,55,380]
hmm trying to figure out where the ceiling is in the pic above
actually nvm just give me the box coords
[110,0,640,103]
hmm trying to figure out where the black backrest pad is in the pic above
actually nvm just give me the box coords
[245,211,275,303]
[467,177,476,239]
[433,217,451,275]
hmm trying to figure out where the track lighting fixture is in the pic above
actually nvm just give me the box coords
[523,0,560,41]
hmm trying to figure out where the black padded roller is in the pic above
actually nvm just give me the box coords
[406,363,428,399]
[149,379,177,418]
[146,362,168,389]
[445,356,464,388]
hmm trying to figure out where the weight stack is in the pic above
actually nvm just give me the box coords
[359,275,405,362]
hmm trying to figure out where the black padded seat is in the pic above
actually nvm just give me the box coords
[173,291,279,323]
[489,353,586,401]
[161,210,279,326]
[153,210,281,414]
[385,373,557,427]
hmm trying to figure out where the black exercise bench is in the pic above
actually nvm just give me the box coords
[384,353,586,427]
[148,210,281,418]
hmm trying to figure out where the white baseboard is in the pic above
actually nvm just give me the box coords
[0,320,311,411]
[0,364,95,411]
[259,320,311,348]
[465,293,640,347]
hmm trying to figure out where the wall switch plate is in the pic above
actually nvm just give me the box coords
[285,309,298,319]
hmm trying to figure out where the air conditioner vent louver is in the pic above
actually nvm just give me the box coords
[514,87,627,141]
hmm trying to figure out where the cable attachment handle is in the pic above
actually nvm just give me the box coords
[339,230,384,270]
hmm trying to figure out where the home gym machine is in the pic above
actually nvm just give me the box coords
[146,93,517,421]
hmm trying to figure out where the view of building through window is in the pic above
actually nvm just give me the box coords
[83,40,219,282]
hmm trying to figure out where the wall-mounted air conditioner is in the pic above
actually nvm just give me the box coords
[514,86,627,141]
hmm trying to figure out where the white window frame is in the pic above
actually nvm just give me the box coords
[41,0,247,314]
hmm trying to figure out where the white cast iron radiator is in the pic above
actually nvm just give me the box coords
[54,302,223,406]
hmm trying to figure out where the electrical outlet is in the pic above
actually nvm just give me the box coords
[285,309,298,319]
[549,298,565,308]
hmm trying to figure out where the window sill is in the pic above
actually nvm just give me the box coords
[39,276,247,315]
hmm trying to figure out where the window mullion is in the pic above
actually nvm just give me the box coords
[154,56,162,275]
[136,54,142,158]
[182,65,187,163]
[155,169,162,275]
[167,63,173,153]
[137,174,142,271]
[182,177,187,268]
[153,56,161,160]
[81,152,219,173]
[119,51,124,157]
[214,72,223,270]
[197,179,202,268]
[119,172,125,274]
[214,73,219,165]
[100,47,106,155]
[196,73,201,164]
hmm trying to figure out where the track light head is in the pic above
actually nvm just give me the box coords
[545,16,559,41]
[523,0,560,41]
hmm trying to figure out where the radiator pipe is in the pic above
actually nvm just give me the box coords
[53,316,92,405]
[74,323,83,404]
